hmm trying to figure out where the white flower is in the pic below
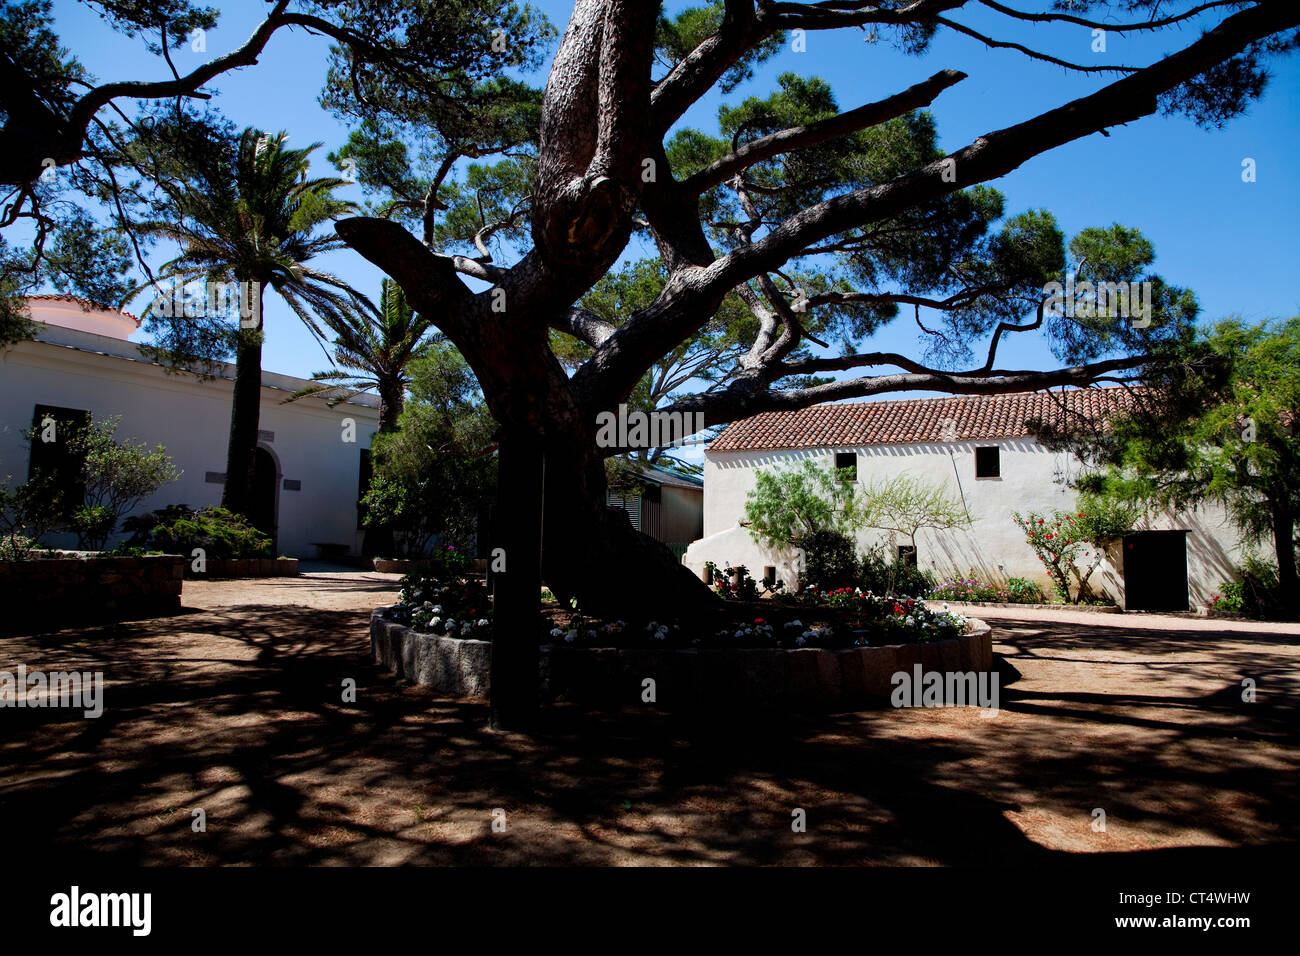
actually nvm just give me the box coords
[795,635,807,647]
[476,619,489,628]
[585,629,597,640]
[422,601,433,609]
[550,628,564,639]
[785,619,803,629]
[564,630,577,643]
[431,605,443,616]
[616,620,627,628]
[645,621,659,632]
[428,616,442,630]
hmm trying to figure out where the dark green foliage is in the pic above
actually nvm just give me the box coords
[1006,577,1045,604]
[361,343,496,557]
[0,473,64,559]
[123,505,271,558]
[1217,556,1286,620]
[799,529,859,592]
[859,543,934,598]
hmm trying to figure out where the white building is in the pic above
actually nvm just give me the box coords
[1,295,380,557]
[684,388,1247,610]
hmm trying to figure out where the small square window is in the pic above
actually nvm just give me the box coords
[834,452,857,482]
[975,446,1000,479]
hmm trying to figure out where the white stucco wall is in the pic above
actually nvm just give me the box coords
[1,324,379,557]
[685,438,1247,607]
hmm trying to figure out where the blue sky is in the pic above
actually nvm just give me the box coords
[48,1,1300,399]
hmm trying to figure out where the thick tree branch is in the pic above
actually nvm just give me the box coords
[552,306,617,348]
[576,0,1297,412]
[665,355,1155,430]
[335,216,474,337]
[683,69,967,194]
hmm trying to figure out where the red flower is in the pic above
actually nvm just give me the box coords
[754,617,765,624]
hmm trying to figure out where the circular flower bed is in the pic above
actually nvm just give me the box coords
[388,564,970,650]
[370,605,992,707]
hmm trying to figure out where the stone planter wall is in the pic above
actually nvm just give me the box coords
[371,607,993,709]
[938,599,1122,614]
[0,554,185,630]
[372,557,491,574]
[188,557,298,579]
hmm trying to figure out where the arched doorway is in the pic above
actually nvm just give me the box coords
[251,446,279,551]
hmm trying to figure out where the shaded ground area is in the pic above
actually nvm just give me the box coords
[1,568,1297,865]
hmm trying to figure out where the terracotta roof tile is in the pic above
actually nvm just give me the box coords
[708,387,1144,452]
[23,293,140,326]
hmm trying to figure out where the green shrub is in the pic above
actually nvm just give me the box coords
[1006,577,1045,604]
[706,561,759,601]
[858,544,935,597]
[799,529,859,591]
[0,474,64,559]
[123,505,271,558]
[421,544,471,580]
[1218,556,1286,619]
[70,504,116,551]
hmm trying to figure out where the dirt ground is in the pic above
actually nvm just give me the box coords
[1,565,1297,865]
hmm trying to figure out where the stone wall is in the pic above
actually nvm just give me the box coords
[188,557,298,579]
[0,554,185,630]
[371,607,993,709]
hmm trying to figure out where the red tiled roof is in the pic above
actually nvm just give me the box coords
[708,387,1144,452]
[23,293,140,326]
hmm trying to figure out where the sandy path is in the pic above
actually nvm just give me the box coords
[1,568,1296,865]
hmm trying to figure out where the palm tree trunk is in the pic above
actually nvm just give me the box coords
[222,285,264,518]
[361,377,403,558]
[377,379,403,433]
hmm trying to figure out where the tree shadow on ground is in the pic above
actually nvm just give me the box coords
[1,609,1296,865]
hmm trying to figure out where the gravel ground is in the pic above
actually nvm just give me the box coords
[1,566,1297,865]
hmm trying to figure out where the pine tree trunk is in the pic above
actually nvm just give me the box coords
[489,425,543,730]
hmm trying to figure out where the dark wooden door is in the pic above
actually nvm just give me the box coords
[1123,531,1188,611]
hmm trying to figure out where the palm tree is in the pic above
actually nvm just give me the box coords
[285,278,437,432]
[125,128,373,517]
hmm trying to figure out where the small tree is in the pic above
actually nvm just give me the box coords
[67,417,181,550]
[362,343,496,557]
[0,474,64,559]
[860,475,969,556]
[745,459,861,549]
[1015,510,1083,602]
[1070,492,1138,601]
[1014,497,1133,603]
